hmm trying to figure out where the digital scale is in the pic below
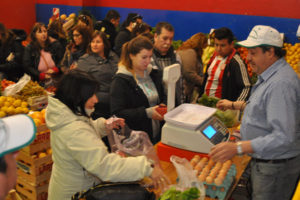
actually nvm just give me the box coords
[161,64,229,154]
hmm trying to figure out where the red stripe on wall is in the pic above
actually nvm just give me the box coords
[37,0,300,19]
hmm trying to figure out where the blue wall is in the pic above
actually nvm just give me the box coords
[36,4,300,44]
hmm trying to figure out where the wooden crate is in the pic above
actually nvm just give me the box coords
[16,176,48,200]
[21,125,50,156]
[17,169,51,187]
[17,152,52,176]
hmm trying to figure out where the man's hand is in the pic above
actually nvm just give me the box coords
[209,142,237,163]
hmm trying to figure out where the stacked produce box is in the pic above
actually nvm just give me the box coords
[16,110,52,200]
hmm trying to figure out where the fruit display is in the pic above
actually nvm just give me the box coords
[236,47,253,77]
[190,155,236,200]
[283,42,300,74]
[1,79,15,91]
[172,40,183,50]
[17,80,47,102]
[28,109,46,126]
[0,96,29,117]
[202,45,215,73]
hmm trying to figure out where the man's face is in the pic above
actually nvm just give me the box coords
[214,38,234,58]
[247,47,271,75]
[154,28,174,55]
[111,18,120,28]
[0,153,18,200]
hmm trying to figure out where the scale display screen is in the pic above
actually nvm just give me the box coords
[202,125,217,139]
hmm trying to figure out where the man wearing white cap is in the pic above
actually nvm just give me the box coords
[0,115,36,200]
[210,25,300,200]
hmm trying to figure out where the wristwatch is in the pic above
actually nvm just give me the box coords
[236,142,243,156]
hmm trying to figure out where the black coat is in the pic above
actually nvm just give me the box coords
[114,28,132,57]
[94,20,118,49]
[0,29,26,81]
[23,41,63,81]
[110,69,166,143]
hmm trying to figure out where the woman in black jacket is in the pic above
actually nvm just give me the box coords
[23,22,62,83]
[110,36,166,144]
[0,23,26,82]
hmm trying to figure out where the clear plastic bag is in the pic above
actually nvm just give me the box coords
[3,74,31,96]
[168,155,206,200]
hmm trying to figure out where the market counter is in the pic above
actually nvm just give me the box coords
[155,146,251,200]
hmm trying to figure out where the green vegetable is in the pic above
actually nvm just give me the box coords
[159,186,200,200]
[197,94,220,108]
[214,109,237,128]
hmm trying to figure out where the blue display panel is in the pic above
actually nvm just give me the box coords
[203,125,216,139]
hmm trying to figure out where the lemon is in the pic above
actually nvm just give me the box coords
[13,99,22,107]
[21,102,28,108]
[6,96,15,103]
[1,106,8,114]
[4,101,11,107]
[22,107,29,114]
[0,96,6,102]
[7,106,15,115]
[0,111,6,118]
[15,107,23,114]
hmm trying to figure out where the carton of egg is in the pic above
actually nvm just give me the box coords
[190,155,237,200]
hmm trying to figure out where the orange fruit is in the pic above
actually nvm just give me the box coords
[33,118,42,126]
[38,152,47,158]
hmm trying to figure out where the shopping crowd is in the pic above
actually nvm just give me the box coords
[0,9,299,200]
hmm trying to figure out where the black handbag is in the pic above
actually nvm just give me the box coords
[72,182,156,200]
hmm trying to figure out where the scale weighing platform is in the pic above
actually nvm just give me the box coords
[160,104,230,157]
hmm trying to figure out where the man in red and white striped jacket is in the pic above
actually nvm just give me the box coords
[201,27,251,101]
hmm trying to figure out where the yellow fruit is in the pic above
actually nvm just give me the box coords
[46,148,52,155]
[22,107,29,114]
[0,96,6,102]
[4,101,11,107]
[0,111,6,118]
[60,14,67,20]
[6,96,15,103]
[69,13,76,18]
[7,106,15,115]
[33,118,42,126]
[13,99,22,107]
[15,107,23,114]
[21,102,28,108]
[38,152,47,158]
[1,106,8,114]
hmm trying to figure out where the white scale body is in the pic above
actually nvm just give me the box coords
[162,64,229,154]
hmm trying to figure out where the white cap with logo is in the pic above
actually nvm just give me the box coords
[0,114,36,157]
[237,25,283,48]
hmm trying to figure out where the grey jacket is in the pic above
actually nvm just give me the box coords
[77,51,119,118]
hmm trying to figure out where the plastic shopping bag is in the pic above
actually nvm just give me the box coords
[3,74,31,96]
[159,155,205,200]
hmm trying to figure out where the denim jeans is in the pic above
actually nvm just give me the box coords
[251,155,300,200]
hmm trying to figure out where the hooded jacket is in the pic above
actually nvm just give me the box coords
[110,65,165,143]
[46,96,153,200]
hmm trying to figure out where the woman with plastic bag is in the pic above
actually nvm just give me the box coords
[110,36,166,144]
[46,69,168,200]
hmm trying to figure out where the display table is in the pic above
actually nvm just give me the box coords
[157,154,251,200]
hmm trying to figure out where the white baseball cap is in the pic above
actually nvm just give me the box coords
[0,114,36,157]
[237,25,283,48]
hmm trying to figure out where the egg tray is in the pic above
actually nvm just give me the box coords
[204,164,237,200]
